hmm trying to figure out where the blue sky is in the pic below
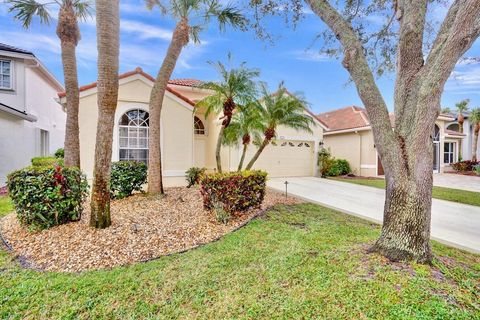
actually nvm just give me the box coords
[0,0,479,114]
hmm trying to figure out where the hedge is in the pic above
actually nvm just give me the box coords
[200,170,267,213]
[7,165,88,230]
[451,160,479,172]
[31,156,64,168]
[110,161,147,199]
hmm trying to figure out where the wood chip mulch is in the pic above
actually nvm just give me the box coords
[0,188,302,273]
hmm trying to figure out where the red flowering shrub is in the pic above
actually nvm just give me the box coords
[7,165,88,230]
[200,170,267,213]
[451,160,479,172]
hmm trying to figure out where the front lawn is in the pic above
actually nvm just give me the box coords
[0,199,478,319]
[330,177,480,207]
[0,196,12,218]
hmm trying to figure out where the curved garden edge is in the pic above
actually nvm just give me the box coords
[0,188,302,273]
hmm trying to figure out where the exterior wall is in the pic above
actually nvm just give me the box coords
[0,61,65,186]
[323,131,362,175]
[78,79,194,187]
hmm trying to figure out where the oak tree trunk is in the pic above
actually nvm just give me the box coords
[57,4,80,168]
[305,0,480,263]
[90,0,120,228]
[237,143,248,171]
[215,126,225,172]
[148,20,189,194]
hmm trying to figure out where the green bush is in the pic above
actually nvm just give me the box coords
[318,148,334,178]
[54,148,64,158]
[333,159,351,175]
[200,170,267,213]
[7,166,88,230]
[31,156,64,168]
[185,167,207,188]
[474,165,480,176]
[110,161,147,199]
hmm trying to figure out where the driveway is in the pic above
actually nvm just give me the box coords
[433,173,480,192]
[268,177,480,254]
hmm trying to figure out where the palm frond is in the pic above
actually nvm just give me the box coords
[470,108,480,124]
[189,24,203,44]
[145,0,168,14]
[7,0,51,28]
[72,0,93,21]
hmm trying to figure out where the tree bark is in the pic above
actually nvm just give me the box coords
[57,4,81,168]
[305,0,480,262]
[245,137,270,170]
[473,124,479,162]
[237,143,248,171]
[148,19,189,194]
[90,0,119,229]
[215,126,225,172]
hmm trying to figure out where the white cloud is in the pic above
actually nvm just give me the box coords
[0,31,61,54]
[289,49,333,62]
[445,66,480,94]
[121,20,172,41]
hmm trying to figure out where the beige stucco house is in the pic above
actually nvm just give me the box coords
[60,67,325,187]
[317,106,464,177]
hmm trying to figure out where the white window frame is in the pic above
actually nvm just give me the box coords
[194,116,206,135]
[0,59,13,90]
[118,109,149,164]
[40,129,49,156]
[444,141,456,164]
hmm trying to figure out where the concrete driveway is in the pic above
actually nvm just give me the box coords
[433,173,480,192]
[268,177,480,254]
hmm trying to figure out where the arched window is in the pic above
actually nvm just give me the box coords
[432,124,440,142]
[194,116,205,135]
[119,109,149,164]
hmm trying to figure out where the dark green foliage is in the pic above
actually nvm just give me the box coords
[31,156,64,168]
[54,148,64,158]
[318,148,350,177]
[200,170,267,213]
[185,167,207,188]
[110,161,147,199]
[332,159,351,175]
[7,166,88,230]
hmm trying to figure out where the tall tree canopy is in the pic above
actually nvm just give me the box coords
[249,0,480,263]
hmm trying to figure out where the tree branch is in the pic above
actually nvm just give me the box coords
[304,0,399,170]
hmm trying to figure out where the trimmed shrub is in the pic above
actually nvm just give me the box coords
[110,161,147,199]
[200,170,267,213]
[334,159,351,175]
[451,160,479,172]
[54,148,64,158]
[7,165,88,230]
[318,148,334,177]
[474,165,480,176]
[185,167,207,188]
[31,156,64,168]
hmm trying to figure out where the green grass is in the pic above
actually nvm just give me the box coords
[0,196,13,218]
[0,200,478,319]
[330,177,480,207]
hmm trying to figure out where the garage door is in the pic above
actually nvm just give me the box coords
[245,140,314,177]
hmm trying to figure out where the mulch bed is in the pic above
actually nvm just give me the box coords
[444,171,479,177]
[0,188,302,273]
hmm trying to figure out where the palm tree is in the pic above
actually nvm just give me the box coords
[245,83,316,170]
[146,0,246,194]
[441,107,451,115]
[89,0,119,228]
[8,0,91,168]
[455,99,470,133]
[197,58,260,172]
[470,108,480,162]
[222,103,264,171]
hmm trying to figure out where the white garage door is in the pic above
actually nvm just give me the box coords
[246,140,314,177]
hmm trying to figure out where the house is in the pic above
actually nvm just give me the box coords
[59,67,325,187]
[444,113,480,161]
[317,106,464,176]
[0,43,65,186]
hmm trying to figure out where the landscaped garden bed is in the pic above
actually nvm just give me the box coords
[0,187,301,272]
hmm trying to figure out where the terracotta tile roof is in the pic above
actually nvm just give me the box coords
[317,106,370,131]
[168,78,203,87]
[58,67,196,106]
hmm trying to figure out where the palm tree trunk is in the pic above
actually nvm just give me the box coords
[215,126,225,172]
[57,4,80,167]
[245,137,270,170]
[60,40,80,167]
[90,0,120,229]
[473,125,479,162]
[237,143,248,171]
[148,19,189,194]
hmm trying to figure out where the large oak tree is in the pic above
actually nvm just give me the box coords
[250,0,480,262]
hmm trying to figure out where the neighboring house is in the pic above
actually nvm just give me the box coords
[444,113,480,161]
[317,106,464,177]
[0,43,65,186]
[59,67,325,187]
